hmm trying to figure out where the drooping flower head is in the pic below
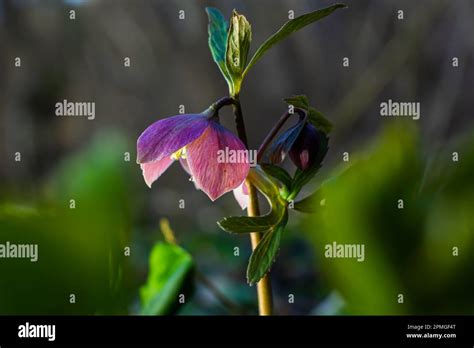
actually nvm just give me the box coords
[288,122,323,170]
[267,119,327,170]
[137,108,250,201]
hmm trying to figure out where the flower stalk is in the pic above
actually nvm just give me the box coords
[231,95,273,316]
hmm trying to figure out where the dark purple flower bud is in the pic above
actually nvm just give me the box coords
[267,120,306,165]
[289,123,323,170]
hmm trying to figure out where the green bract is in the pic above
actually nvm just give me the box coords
[247,214,287,285]
[217,166,288,284]
[284,95,333,134]
[225,10,252,96]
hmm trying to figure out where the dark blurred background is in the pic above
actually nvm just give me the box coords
[0,0,473,315]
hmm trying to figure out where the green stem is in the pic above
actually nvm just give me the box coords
[231,95,273,316]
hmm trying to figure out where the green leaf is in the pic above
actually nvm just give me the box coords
[225,9,252,95]
[218,167,290,284]
[140,242,194,315]
[243,4,346,77]
[217,166,287,234]
[206,7,228,63]
[293,189,323,213]
[247,220,286,285]
[284,95,333,134]
[217,215,276,233]
[261,164,293,190]
[308,107,333,134]
[283,95,310,110]
[205,7,233,90]
[291,166,321,199]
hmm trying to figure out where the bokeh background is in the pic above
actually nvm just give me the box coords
[0,0,473,315]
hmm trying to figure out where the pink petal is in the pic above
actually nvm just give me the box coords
[140,156,174,188]
[186,123,250,201]
[233,181,249,210]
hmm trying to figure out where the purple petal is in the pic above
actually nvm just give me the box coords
[140,156,174,188]
[233,181,249,210]
[186,123,250,201]
[267,120,306,164]
[137,114,209,163]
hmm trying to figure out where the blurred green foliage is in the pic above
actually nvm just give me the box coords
[0,133,135,314]
[1,125,473,315]
[140,242,194,315]
[302,122,474,314]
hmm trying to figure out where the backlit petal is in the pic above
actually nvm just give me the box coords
[186,123,250,201]
[140,156,174,188]
[137,114,209,163]
[233,181,249,210]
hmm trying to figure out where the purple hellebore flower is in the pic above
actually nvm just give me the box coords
[268,120,306,165]
[268,120,324,171]
[137,109,250,201]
